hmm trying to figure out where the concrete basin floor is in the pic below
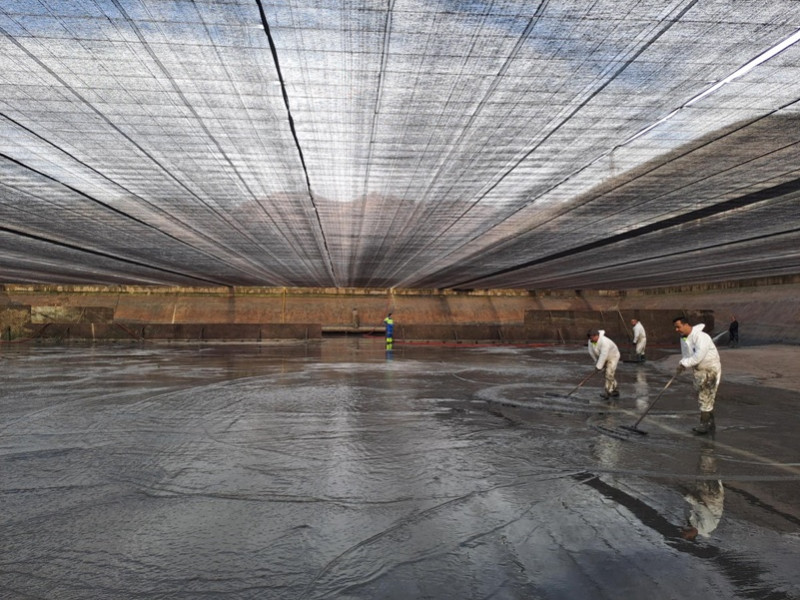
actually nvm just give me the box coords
[2,338,798,599]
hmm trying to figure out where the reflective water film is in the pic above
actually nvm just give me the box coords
[2,340,799,599]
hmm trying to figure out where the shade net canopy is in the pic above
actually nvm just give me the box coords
[1,0,799,289]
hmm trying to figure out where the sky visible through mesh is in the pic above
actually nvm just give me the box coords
[1,0,799,289]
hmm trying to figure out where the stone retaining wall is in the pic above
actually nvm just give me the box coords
[1,277,797,344]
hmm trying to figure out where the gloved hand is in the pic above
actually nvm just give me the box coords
[676,364,685,375]
[596,366,604,371]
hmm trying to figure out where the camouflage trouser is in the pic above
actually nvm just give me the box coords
[693,367,721,412]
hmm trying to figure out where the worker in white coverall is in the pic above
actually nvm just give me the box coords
[630,318,647,362]
[587,329,620,399]
[673,317,722,434]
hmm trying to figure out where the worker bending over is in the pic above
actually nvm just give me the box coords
[587,329,620,399]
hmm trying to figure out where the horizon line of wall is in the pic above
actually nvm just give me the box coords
[1,274,798,344]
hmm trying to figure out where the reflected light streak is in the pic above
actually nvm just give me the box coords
[623,27,800,147]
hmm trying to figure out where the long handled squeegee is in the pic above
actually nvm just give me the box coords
[619,373,679,435]
[565,368,600,398]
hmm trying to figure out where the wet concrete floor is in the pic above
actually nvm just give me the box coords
[2,338,799,599]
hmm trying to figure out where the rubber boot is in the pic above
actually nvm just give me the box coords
[610,389,620,398]
[693,411,713,435]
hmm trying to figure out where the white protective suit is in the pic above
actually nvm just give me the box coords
[632,321,646,356]
[679,323,722,412]
[588,330,620,395]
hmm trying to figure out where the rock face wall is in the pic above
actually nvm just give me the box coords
[0,277,797,344]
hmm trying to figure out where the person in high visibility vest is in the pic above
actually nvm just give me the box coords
[383,313,394,349]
